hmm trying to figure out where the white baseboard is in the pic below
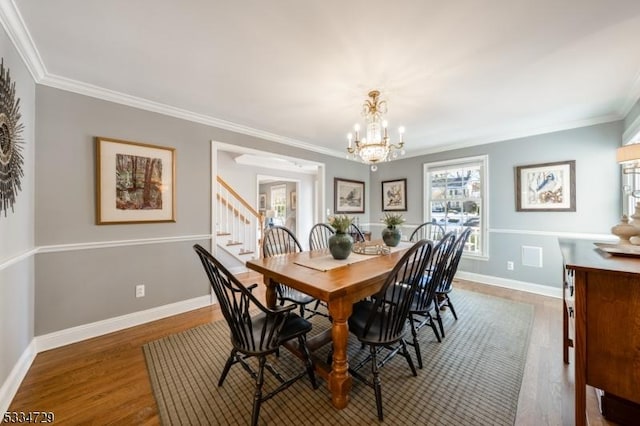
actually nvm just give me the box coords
[35,295,213,353]
[456,271,562,299]
[0,340,37,416]
[1,295,215,414]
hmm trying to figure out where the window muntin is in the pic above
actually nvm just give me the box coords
[424,156,488,258]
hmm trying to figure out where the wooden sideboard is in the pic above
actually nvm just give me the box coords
[559,239,640,426]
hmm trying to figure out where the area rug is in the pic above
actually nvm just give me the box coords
[143,289,533,425]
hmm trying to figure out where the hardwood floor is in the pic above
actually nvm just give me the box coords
[9,275,612,425]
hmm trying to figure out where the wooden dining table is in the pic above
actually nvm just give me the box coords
[245,241,413,409]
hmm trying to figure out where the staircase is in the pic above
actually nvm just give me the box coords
[215,176,264,263]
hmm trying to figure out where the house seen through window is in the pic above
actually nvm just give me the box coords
[423,155,488,258]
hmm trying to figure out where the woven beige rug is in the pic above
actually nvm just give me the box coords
[143,289,533,425]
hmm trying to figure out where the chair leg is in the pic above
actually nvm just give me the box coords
[430,311,443,342]
[447,295,458,320]
[409,314,422,369]
[300,304,305,318]
[218,349,236,387]
[435,307,445,339]
[370,346,384,422]
[251,356,267,426]
[298,335,318,389]
[400,338,417,377]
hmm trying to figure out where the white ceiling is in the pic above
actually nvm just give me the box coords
[5,0,640,158]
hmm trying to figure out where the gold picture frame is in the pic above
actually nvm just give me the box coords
[96,137,176,224]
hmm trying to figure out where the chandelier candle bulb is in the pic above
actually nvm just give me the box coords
[345,89,406,170]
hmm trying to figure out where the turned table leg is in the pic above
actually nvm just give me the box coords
[327,299,353,409]
[264,276,277,308]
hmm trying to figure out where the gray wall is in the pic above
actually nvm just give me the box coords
[371,121,622,288]
[0,26,36,396]
[33,86,368,334]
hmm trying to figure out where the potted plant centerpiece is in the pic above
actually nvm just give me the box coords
[328,215,354,259]
[381,212,405,247]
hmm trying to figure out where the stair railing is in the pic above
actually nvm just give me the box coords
[216,175,265,259]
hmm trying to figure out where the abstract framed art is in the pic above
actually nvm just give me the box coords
[515,160,575,212]
[96,137,176,224]
[334,178,365,214]
[381,178,407,211]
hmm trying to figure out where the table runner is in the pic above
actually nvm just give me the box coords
[294,241,413,272]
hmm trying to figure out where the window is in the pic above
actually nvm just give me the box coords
[423,155,488,258]
[270,184,287,226]
[623,172,640,218]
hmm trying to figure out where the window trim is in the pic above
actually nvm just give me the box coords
[423,155,489,260]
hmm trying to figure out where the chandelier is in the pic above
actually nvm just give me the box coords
[346,90,405,171]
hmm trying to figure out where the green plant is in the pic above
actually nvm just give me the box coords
[381,212,405,228]
[328,215,353,233]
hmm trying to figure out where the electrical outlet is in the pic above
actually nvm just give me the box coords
[135,284,145,298]
[507,261,514,271]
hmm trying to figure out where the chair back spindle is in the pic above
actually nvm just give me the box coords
[348,223,366,243]
[438,227,472,293]
[263,226,302,257]
[413,232,456,313]
[309,223,335,250]
[362,240,433,344]
[194,244,286,354]
[409,221,445,242]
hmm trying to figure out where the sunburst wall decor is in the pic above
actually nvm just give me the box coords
[0,58,25,217]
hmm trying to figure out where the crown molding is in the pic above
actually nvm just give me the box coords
[623,112,640,145]
[0,0,345,160]
[403,114,622,160]
[1,0,635,163]
[0,0,46,80]
[619,67,640,120]
[39,74,345,159]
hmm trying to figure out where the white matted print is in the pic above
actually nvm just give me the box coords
[96,137,176,224]
[515,160,575,212]
[334,178,365,214]
[382,178,407,211]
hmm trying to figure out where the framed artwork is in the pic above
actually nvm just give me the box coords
[290,191,297,210]
[515,160,575,212]
[382,178,407,211]
[334,178,365,214]
[96,137,176,224]
[0,58,25,217]
[259,193,266,211]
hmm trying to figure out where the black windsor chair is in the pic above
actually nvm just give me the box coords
[433,226,473,337]
[263,226,317,318]
[347,239,434,421]
[193,244,317,426]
